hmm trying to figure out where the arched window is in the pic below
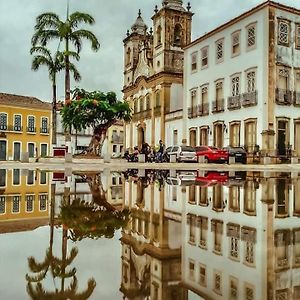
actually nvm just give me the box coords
[139,97,144,112]
[146,95,151,110]
[134,100,138,113]
[157,25,162,45]
[174,24,182,46]
[126,47,131,65]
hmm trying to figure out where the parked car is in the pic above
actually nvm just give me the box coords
[164,146,197,162]
[223,146,247,164]
[195,171,229,187]
[195,146,228,163]
[166,171,197,186]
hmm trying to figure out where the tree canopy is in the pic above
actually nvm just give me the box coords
[60,88,131,132]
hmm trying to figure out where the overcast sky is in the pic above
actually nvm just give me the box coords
[0,0,299,102]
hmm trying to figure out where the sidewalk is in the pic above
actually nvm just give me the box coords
[1,157,300,172]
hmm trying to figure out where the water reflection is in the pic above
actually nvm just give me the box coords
[1,168,300,299]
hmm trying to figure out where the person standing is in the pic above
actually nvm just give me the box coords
[157,140,165,162]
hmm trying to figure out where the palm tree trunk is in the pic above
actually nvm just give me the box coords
[52,82,57,145]
[65,39,72,152]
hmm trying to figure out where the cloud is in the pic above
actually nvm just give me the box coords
[0,0,299,101]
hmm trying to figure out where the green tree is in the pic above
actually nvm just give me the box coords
[30,46,81,145]
[31,11,100,102]
[60,89,131,155]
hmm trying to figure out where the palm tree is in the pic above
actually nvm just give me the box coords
[30,46,81,145]
[31,11,100,103]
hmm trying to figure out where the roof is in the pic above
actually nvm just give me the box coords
[184,0,300,50]
[0,93,52,110]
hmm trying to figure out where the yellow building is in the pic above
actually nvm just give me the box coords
[0,93,52,161]
[0,169,50,232]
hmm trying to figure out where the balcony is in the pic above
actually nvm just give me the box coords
[0,125,7,131]
[242,91,257,107]
[154,106,161,116]
[40,127,49,134]
[227,95,241,110]
[132,109,152,121]
[188,106,197,118]
[212,99,224,113]
[111,134,124,144]
[275,88,292,105]
[294,91,300,107]
[277,257,288,267]
[26,127,36,133]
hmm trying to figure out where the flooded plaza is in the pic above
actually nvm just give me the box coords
[0,167,300,299]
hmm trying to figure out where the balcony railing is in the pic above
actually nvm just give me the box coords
[154,106,161,116]
[27,127,36,133]
[227,95,241,110]
[212,99,224,113]
[294,91,300,107]
[188,106,198,118]
[132,109,152,121]
[242,91,257,107]
[275,88,292,105]
[40,127,49,134]
[0,125,24,132]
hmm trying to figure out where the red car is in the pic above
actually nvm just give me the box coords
[195,146,228,163]
[196,171,229,186]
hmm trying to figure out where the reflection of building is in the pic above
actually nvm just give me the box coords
[123,0,193,150]
[183,1,300,157]
[121,172,186,299]
[182,172,300,299]
[102,172,124,208]
[0,169,50,233]
[0,93,51,161]
[102,121,124,157]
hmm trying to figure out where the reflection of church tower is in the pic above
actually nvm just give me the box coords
[120,172,187,299]
[123,1,193,150]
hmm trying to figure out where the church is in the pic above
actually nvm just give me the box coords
[123,0,193,150]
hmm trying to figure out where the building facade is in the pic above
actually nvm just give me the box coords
[0,93,51,161]
[183,1,300,157]
[123,0,193,150]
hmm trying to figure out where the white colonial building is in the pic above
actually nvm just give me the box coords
[181,172,300,299]
[183,1,300,158]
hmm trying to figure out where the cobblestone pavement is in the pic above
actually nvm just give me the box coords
[1,158,300,172]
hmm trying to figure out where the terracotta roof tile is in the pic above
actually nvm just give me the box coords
[0,93,52,110]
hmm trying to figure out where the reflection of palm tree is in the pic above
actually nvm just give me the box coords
[26,184,96,299]
[60,172,130,241]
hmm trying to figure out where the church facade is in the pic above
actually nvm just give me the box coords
[123,0,193,150]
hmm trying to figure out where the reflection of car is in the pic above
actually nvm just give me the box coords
[195,171,228,186]
[195,146,228,163]
[164,146,197,162]
[223,146,247,164]
[225,171,246,187]
[166,171,196,186]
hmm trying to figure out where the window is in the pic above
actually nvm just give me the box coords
[232,31,240,56]
[13,169,20,185]
[28,143,35,158]
[246,71,256,93]
[26,195,34,212]
[216,39,224,62]
[188,260,195,281]
[173,130,178,145]
[212,219,223,253]
[201,86,208,104]
[199,264,206,286]
[14,115,22,131]
[0,113,7,130]
[244,181,256,214]
[278,20,290,46]
[230,237,239,259]
[201,47,208,68]
[41,117,48,133]
[157,25,162,45]
[12,196,20,213]
[174,23,182,46]
[126,47,131,65]
[245,284,254,300]
[244,120,257,152]
[191,52,197,71]
[214,271,222,295]
[146,95,151,110]
[231,76,240,96]
[0,196,5,214]
[27,116,35,132]
[247,23,256,49]
[155,92,160,107]
[39,194,47,211]
[278,68,289,90]
[188,214,196,244]
[112,177,117,185]
[113,145,117,153]
[0,169,6,187]
[230,277,238,300]
[41,144,48,157]
[198,216,208,248]
[245,241,254,264]
[191,89,197,107]
[27,170,34,185]
[40,171,47,184]
[139,98,144,112]
[133,100,138,113]
[296,24,300,49]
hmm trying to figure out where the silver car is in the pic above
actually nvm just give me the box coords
[165,145,197,162]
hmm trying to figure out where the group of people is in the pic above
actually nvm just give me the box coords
[124,140,165,163]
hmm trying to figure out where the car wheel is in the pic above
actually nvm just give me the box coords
[204,157,209,164]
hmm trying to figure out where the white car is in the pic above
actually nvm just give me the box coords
[165,145,197,162]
